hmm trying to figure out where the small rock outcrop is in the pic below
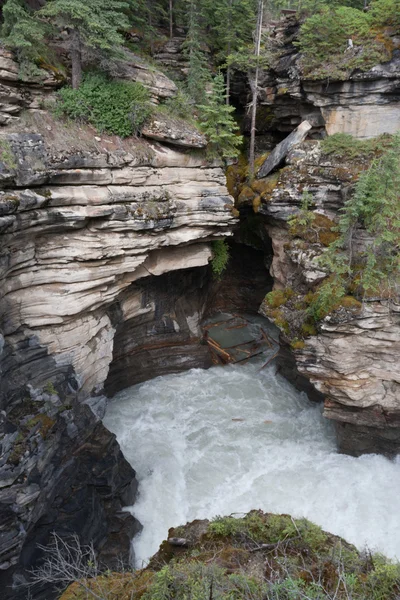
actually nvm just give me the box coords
[60,511,400,600]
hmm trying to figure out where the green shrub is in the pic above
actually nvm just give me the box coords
[321,133,394,161]
[55,72,152,137]
[208,515,243,537]
[141,562,266,600]
[369,0,400,27]
[211,239,230,280]
[161,88,195,121]
[297,1,396,80]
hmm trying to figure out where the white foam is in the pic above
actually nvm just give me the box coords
[104,360,400,567]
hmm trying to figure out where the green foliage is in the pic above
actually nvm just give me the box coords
[198,73,242,161]
[321,133,394,161]
[142,562,267,599]
[265,288,295,309]
[0,139,17,170]
[369,0,400,27]
[55,72,152,137]
[366,555,400,600]
[44,381,57,395]
[161,87,195,121]
[39,0,130,55]
[1,0,49,77]
[310,135,400,319]
[288,189,316,235]
[208,515,244,536]
[182,0,211,104]
[208,0,257,64]
[297,1,397,80]
[211,239,230,280]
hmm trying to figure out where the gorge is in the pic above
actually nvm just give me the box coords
[0,4,399,599]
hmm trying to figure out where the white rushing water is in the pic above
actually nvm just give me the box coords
[104,359,400,567]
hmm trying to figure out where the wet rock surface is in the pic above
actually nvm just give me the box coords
[0,384,140,599]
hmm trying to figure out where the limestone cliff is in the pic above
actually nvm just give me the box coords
[253,141,400,457]
[246,16,400,140]
[0,56,236,595]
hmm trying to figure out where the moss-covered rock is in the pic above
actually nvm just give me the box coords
[60,511,400,599]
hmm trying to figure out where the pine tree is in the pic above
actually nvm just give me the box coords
[182,0,211,104]
[198,71,242,162]
[1,0,47,63]
[39,0,131,89]
[211,0,257,102]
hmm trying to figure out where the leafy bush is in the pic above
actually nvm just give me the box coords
[211,239,230,280]
[141,562,267,600]
[369,0,400,27]
[55,72,152,137]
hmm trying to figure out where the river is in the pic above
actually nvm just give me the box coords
[104,357,400,567]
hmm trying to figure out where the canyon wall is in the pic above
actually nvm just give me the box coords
[241,17,400,140]
[0,52,236,596]
[255,141,400,456]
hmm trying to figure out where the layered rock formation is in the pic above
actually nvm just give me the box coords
[255,141,400,456]
[249,17,400,139]
[0,131,236,403]
[0,62,236,594]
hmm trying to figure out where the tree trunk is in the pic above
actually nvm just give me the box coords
[169,0,173,39]
[226,0,232,105]
[249,0,263,180]
[70,28,82,90]
[226,64,231,105]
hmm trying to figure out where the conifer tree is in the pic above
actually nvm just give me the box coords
[182,0,210,104]
[39,0,131,89]
[211,0,257,102]
[198,71,242,162]
[1,0,47,64]
[249,0,263,179]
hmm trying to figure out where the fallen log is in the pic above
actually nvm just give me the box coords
[257,120,312,179]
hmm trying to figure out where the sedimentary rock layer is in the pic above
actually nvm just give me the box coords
[257,141,400,456]
[0,120,236,595]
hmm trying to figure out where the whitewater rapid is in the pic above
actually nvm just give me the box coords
[103,359,400,567]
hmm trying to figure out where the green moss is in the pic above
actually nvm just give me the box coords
[266,308,290,335]
[291,339,306,350]
[264,288,295,309]
[301,322,317,337]
[0,139,17,170]
[237,184,256,206]
[36,188,52,198]
[44,380,57,395]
